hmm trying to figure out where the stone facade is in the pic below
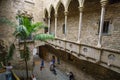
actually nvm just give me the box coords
[43,0,120,50]
[0,0,44,69]
[0,0,120,77]
[43,0,120,73]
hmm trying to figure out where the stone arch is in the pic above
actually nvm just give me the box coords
[43,8,48,23]
[44,8,48,18]
[66,0,84,11]
[50,5,55,35]
[67,0,79,41]
[49,4,55,16]
[65,0,72,11]
[81,0,101,45]
[57,1,65,39]
[56,0,65,12]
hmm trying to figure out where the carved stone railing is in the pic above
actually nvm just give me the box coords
[46,38,120,73]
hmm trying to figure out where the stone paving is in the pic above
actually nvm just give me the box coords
[0,72,5,80]
[33,55,69,80]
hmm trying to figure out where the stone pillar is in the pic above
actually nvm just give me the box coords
[77,7,84,43]
[55,13,57,38]
[48,16,51,34]
[64,11,68,40]
[97,0,108,47]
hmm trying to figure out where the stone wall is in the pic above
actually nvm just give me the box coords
[0,0,120,72]
[0,0,44,69]
[81,0,101,46]
[102,3,120,50]
[43,0,120,50]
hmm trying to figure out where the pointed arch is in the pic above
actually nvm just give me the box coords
[66,0,72,11]
[67,0,79,41]
[66,0,82,11]
[55,0,65,12]
[49,4,55,16]
[44,8,48,18]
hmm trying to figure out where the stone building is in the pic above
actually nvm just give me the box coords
[0,0,44,69]
[40,0,120,80]
[0,0,120,80]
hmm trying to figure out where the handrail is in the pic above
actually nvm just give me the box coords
[52,38,120,54]
[12,71,20,80]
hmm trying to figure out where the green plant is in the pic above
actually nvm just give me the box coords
[0,16,54,80]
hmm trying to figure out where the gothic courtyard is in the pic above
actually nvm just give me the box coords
[0,0,120,80]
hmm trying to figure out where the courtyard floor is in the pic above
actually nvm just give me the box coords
[33,55,69,80]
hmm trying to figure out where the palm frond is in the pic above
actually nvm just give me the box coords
[34,34,54,41]
[13,25,29,38]
[30,22,47,33]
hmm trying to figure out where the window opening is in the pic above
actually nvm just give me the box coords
[62,24,65,34]
[98,20,110,34]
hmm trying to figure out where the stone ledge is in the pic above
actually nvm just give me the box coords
[24,0,35,5]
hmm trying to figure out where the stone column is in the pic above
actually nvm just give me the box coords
[97,0,108,47]
[48,16,51,34]
[77,7,84,43]
[55,13,57,38]
[64,11,68,40]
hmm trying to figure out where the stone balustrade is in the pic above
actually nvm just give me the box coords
[46,38,120,73]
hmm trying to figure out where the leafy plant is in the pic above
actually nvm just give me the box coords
[0,16,54,79]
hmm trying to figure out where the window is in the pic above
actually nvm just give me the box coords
[98,20,110,34]
[62,24,65,34]
[103,21,109,33]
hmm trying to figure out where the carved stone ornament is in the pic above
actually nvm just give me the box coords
[17,10,33,19]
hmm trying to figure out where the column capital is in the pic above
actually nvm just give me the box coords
[54,13,58,18]
[100,0,108,7]
[48,16,51,19]
[64,11,68,16]
[78,7,84,12]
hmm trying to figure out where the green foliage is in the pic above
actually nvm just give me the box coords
[31,22,47,32]
[14,15,54,61]
[34,34,54,41]
[1,15,54,80]
[13,25,29,39]
[0,16,54,62]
